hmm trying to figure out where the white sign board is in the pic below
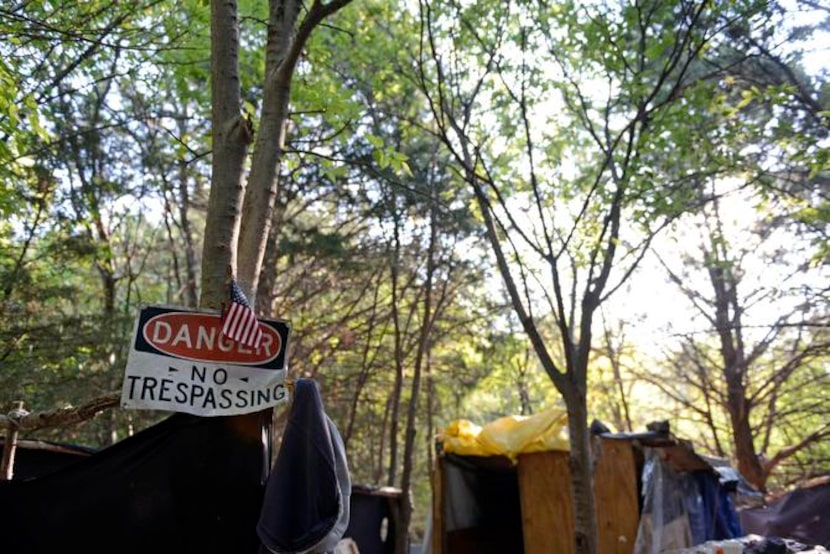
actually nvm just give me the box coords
[121,306,291,416]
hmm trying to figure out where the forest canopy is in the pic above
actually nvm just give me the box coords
[1,0,828,548]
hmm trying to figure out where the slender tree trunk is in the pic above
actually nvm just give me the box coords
[396,183,439,554]
[376,395,391,485]
[387,210,403,486]
[255,196,285,316]
[162,194,184,303]
[516,348,533,416]
[702,388,726,458]
[602,326,632,432]
[564,383,599,554]
[426,353,435,469]
[344,279,382,447]
[176,116,199,307]
[202,0,249,308]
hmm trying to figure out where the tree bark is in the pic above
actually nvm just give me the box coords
[564,386,599,554]
[396,179,439,554]
[238,0,354,298]
[202,0,249,309]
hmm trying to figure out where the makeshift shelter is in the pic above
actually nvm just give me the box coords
[0,380,401,554]
[0,412,270,553]
[2,435,400,553]
[0,379,353,554]
[429,412,745,554]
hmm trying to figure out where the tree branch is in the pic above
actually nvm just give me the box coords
[0,393,120,432]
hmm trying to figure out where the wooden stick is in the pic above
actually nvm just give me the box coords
[1,401,25,480]
[0,379,293,438]
[0,393,120,433]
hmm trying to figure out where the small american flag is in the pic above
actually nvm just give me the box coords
[222,280,264,349]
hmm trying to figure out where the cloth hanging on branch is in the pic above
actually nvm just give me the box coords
[258,379,351,554]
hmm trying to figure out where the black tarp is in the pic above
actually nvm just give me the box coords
[0,412,267,554]
[344,485,399,554]
[740,481,830,547]
[1,422,391,554]
[0,438,93,479]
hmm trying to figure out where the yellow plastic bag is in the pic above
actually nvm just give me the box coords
[441,408,569,460]
[478,408,570,459]
[440,419,491,456]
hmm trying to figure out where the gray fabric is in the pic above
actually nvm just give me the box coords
[257,379,351,554]
[309,419,351,553]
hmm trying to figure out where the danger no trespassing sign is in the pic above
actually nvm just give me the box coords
[121,305,291,417]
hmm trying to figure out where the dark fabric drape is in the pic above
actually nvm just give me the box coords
[740,482,830,547]
[257,379,350,554]
[0,413,266,554]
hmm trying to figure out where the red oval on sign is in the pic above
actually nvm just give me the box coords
[142,312,281,365]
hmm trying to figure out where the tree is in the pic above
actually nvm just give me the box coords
[201,0,353,310]
[635,0,830,491]
[414,1,774,550]
[0,0,190,442]
[647,184,830,491]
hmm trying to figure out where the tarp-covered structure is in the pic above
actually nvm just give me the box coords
[0,379,356,554]
[1,412,269,553]
[429,412,748,554]
[740,478,830,548]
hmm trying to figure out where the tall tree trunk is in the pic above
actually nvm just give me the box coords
[564,385,599,554]
[464,135,602,553]
[728,390,765,490]
[237,0,301,294]
[202,0,248,308]
[396,181,439,554]
[708,253,766,490]
[239,0,354,296]
[387,208,403,486]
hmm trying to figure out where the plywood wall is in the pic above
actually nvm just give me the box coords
[517,438,639,554]
[518,450,574,554]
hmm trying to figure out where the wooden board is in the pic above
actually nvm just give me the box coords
[518,450,574,554]
[517,439,640,554]
[431,459,444,554]
[594,438,639,554]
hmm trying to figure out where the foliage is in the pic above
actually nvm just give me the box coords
[0,1,828,549]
